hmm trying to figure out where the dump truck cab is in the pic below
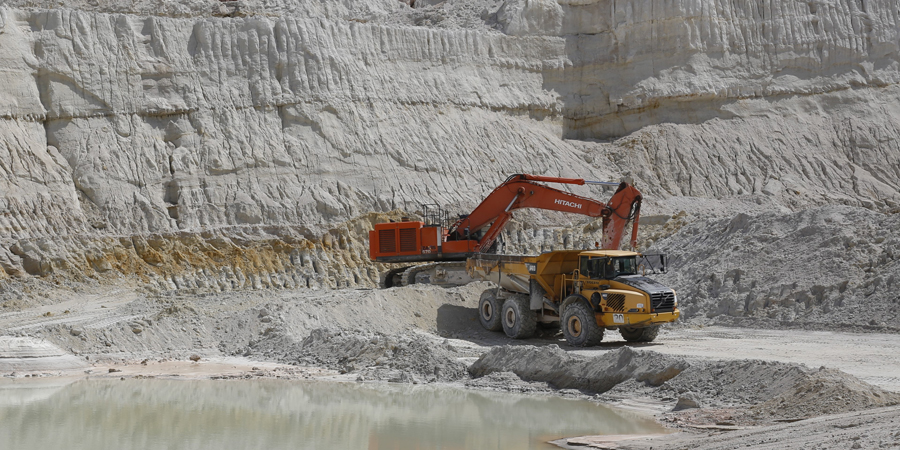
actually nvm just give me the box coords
[571,250,678,328]
[467,249,680,346]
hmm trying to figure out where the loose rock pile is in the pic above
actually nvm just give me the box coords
[253,328,470,383]
[469,346,689,393]
[467,345,900,424]
[654,205,900,330]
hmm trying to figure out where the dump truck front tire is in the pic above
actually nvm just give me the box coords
[562,302,604,347]
[620,325,660,342]
[478,289,503,331]
[501,295,536,339]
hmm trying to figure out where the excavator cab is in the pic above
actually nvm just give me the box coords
[421,204,452,229]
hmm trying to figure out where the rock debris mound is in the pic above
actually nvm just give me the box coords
[468,346,689,393]
[254,328,469,383]
[469,345,900,422]
[661,359,811,407]
[654,205,900,329]
[753,368,900,420]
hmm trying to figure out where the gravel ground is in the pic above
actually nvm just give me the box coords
[2,283,900,449]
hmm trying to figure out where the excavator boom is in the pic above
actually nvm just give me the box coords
[449,174,641,252]
[369,174,642,269]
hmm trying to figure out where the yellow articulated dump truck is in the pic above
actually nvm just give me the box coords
[467,250,680,346]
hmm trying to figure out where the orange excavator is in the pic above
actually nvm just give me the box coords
[369,174,643,288]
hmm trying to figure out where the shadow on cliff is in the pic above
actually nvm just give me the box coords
[540,36,744,141]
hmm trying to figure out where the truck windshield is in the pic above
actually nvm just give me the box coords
[586,256,638,279]
[610,257,637,277]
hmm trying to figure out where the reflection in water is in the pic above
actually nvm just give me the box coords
[0,379,666,450]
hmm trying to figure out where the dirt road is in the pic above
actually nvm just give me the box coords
[3,284,899,394]
[570,326,900,392]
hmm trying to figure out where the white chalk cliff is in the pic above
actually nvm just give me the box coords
[0,0,898,307]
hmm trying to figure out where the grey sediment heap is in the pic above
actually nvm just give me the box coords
[0,336,88,371]
[0,0,898,325]
[469,345,900,421]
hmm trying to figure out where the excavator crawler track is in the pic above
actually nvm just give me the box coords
[380,266,412,289]
[398,262,472,287]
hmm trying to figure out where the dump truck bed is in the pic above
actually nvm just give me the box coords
[467,250,636,302]
[466,253,534,294]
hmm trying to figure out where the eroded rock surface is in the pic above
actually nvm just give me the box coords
[0,0,898,326]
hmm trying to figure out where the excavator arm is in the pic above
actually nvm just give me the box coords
[369,174,643,270]
[449,174,642,251]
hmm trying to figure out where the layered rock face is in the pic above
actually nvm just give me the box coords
[0,0,898,319]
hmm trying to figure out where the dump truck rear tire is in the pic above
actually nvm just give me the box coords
[478,289,503,331]
[620,325,660,343]
[562,302,604,347]
[501,295,536,339]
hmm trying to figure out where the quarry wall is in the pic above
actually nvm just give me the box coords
[0,0,898,324]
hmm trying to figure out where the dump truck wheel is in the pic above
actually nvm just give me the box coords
[501,295,537,339]
[478,290,503,331]
[562,302,603,347]
[620,325,660,343]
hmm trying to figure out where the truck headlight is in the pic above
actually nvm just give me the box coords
[673,291,678,307]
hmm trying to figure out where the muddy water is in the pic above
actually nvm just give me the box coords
[0,379,666,450]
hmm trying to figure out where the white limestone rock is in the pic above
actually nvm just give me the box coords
[0,0,897,299]
[496,0,563,36]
